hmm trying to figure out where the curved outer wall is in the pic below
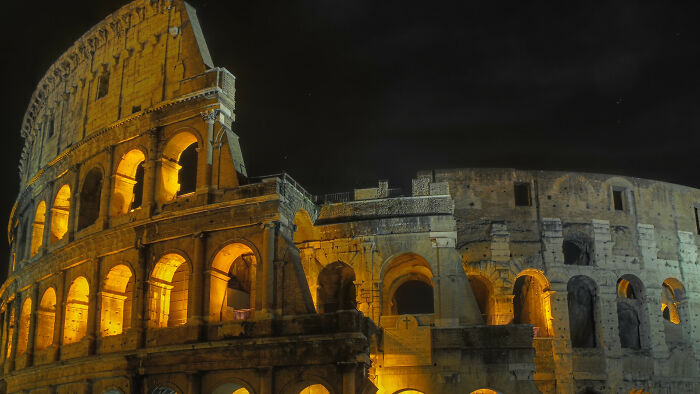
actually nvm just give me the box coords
[2,1,700,394]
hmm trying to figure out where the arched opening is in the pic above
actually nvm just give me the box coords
[77,168,103,230]
[513,274,551,337]
[101,264,134,336]
[36,288,56,351]
[211,383,251,394]
[382,253,434,316]
[30,201,46,257]
[470,390,500,394]
[149,254,190,328]
[210,243,256,322]
[160,132,198,202]
[394,390,424,394]
[317,261,356,313]
[16,298,31,356]
[617,275,645,350]
[468,275,493,324]
[299,385,330,394]
[562,238,591,265]
[151,387,178,394]
[64,276,90,344]
[567,275,597,348]
[111,149,146,216]
[50,185,71,243]
[393,281,433,315]
[662,278,687,347]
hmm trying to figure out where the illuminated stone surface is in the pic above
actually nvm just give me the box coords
[1,1,699,393]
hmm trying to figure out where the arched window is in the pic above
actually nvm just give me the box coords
[160,132,198,202]
[562,237,591,265]
[209,243,256,322]
[64,277,90,344]
[382,253,434,316]
[101,264,134,336]
[16,298,32,356]
[112,149,146,216]
[211,383,251,394]
[149,254,189,328]
[661,278,688,347]
[317,261,356,313]
[617,275,645,350]
[77,168,103,230]
[468,275,493,324]
[30,201,46,257]
[567,275,597,348]
[299,385,330,394]
[36,288,56,351]
[513,274,551,337]
[50,185,71,243]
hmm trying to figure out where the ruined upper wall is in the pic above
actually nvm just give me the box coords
[429,168,700,259]
[18,0,219,187]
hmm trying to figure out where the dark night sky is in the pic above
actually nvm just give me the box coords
[0,1,699,275]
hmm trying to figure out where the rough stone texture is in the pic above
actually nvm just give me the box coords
[3,2,700,394]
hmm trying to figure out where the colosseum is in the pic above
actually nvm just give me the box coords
[1,1,699,393]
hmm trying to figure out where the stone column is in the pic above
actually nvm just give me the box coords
[342,363,357,394]
[548,282,574,394]
[87,260,101,354]
[26,285,39,366]
[198,110,217,202]
[260,222,276,317]
[52,271,65,362]
[68,164,82,241]
[598,286,623,390]
[541,218,564,271]
[258,367,273,394]
[189,232,206,337]
[99,145,115,229]
[142,127,160,215]
[137,245,149,348]
[7,298,20,371]
[0,304,10,364]
[41,182,54,256]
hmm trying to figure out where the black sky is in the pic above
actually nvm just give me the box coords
[0,1,699,270]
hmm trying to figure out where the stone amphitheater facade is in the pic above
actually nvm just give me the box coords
[2,1,700,393]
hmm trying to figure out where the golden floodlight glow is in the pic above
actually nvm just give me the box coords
[16,298,32,356]
[101,264,134,336]
[112,149,146,216]
[30,201,46,257]
[149,253,189,328]
[63,277,90,344]
[159,132,198,202]
[50,184,70,243]
[299,384,330,394]
[36,287,57,351]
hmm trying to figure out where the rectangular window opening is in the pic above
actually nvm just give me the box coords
[613,189,625,211]
[514,182,532,207]
[96,73,110,100]
[694,206,700,235]
[47,116,54,138]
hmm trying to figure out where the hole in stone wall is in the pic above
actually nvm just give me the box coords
[468,276,492,324]
[563,239,591,266]
[96,72,110,100]
[36,288,56,351]
[50,185,71,243]
[567,275,597,348]
[514,182,532,206]
[177,143,198,196]
[77,168,103,230]
[317,261,356,313]
[513,275,549,336]
[613,189,625,211]
[393,281,434,315]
